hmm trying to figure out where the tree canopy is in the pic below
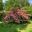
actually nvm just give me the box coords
[5,0,30,11]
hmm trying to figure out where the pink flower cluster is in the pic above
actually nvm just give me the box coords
[3,8,29,23]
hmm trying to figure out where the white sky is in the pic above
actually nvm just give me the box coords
[3,0,6,3]
[29,0,32,4]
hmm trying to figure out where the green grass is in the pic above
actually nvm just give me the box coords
[0,23,27,32]
[0,20,32,32]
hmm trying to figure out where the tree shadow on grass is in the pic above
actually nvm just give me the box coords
[0,22,30,32]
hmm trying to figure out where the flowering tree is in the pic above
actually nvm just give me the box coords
[3,7,30,23]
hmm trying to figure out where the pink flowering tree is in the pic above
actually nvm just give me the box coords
[3,7,30,23]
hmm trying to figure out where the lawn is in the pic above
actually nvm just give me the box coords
[0,20,32,32]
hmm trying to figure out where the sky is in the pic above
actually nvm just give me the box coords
[29,0,32,4]
[3,0,32,4]
[3,0,5,3]
[3,0,8,3]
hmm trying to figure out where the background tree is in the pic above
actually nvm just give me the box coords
[5,0,30,11]
[0,0,3,11]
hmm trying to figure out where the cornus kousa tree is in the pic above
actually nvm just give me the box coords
[3,7,30,24]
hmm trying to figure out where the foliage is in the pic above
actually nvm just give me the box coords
[0,0,3,11]
[23,6,32,14]
[5,0,30,11]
